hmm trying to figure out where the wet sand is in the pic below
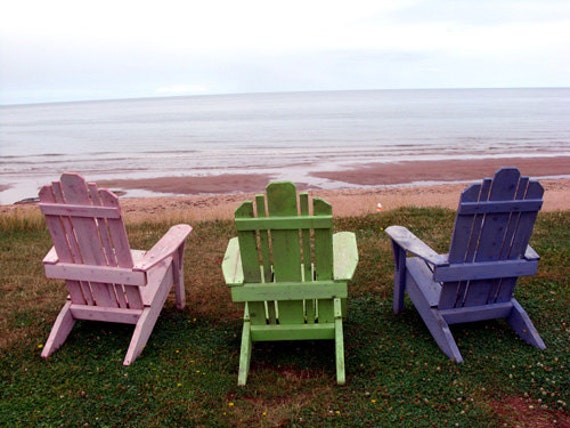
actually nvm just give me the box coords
[2,158,568,223]
[312,156,570,186]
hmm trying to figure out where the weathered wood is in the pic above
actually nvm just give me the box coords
[433,259,538,282]
[222,237,244,286]
[237,303,253,386]
[457,199,543,215]
[385,226,447,265]
[385,168,545,363]
[39,173,192,365]
[314,198,334,280]
[235,201,261,283]
[44,263,148,285]
[300,193,312,282]
[230,281,348,302]
[333,232,359,281]
[235,216,333,231]
[223,181,358,385]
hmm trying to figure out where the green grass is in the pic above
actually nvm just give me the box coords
[1,207,568,427]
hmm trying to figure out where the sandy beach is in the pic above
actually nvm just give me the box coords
[2,158,568,222]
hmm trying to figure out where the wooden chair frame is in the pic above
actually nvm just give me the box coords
[222,182,358,385]
[39,173,192,365]
[386,168,546,362]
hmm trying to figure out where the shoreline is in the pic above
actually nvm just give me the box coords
[115,177,570,223]
[312,156,570,186]
[2,158,569,222]
[2,179,567,224]
[96,156,570,196]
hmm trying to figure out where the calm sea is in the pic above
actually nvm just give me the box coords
[1,88,569,204]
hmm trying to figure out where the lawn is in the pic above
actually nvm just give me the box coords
[1,207,568,427]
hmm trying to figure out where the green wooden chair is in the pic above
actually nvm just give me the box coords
[222,182,358,385]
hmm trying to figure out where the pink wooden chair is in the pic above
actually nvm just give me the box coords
[39,173,192,365]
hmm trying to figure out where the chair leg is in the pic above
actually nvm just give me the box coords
[508,299,546,350]
[392,243,407,314]
[407,282,463,362]
[123,269,172,365]
[173,246,186,310]
[238,319,252,386]
[333,298,346,385]
[335,322,346,385]
[426,309,463,363]
[123,308,158,365]
[41,301,76,359]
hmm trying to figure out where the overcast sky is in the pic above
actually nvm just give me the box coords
[1,0,569,105]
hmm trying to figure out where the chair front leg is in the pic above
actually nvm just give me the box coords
[391,241,407,314]
[173,242,186,310]
[238,303,253,386]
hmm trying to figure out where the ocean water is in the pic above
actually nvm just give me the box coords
[1,88,569,204]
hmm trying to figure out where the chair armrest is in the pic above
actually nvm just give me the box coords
[133,224,192,272]
[385,225,447,266]
[222,237,244,287]
[43,246,59,265]
[333,232,358,281]
[524,245,540,261]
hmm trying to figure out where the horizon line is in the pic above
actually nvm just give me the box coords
[2,85,569,108]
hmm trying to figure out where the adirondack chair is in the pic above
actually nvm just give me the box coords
[222,182,358,385]
[39,173,192,365]
[385,167,546,362]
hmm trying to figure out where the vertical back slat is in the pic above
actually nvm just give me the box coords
[236,198,271,325]
[52,180,96,305]
[506,179,543,258]
[267,182,301,282]
[255,194,273,283]
[236,201,261,283]
[39,183,88,305]
[59,174,118,308]
[266,183,303,325]
[299,193,316,322]
[299,192,312,281]
[87,184,127,308]
[52,179,97,305]
[462,168,520,306]
[313,198,334,323]
[313,198,333,280]
[475,169,520,261]
[495,178,544,302]
[98,189,142,309]
[441,182,487,308]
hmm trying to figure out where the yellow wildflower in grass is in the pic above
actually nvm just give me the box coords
[228,402,234,407]
[38,344,43,349]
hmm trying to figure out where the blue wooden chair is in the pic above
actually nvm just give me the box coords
[385,167,546,362]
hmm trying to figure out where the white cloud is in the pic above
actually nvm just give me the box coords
[1,0,569,104]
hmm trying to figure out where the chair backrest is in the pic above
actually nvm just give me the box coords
[234,182,336,325]
[39,172,145,309]
[236,181,334,284]
[437,168,543,309]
